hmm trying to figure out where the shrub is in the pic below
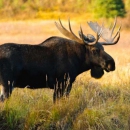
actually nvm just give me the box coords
[92,0,126,18]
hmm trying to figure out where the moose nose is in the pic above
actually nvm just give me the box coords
[106,60,115,71]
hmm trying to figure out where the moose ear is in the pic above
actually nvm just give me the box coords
[78,31,88,41]
[79,31,96,42]
[87,34,96,42]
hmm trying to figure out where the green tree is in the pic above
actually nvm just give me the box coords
[93,0,126,18]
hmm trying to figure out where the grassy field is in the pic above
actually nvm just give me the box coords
[0,19,130,130]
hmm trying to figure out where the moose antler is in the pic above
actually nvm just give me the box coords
[55,19,82,43]
[55,19,102,45]
[87,17,121,45]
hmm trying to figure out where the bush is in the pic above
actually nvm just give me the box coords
[93,0,126,18]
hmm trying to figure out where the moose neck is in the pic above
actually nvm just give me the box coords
[74,44,92,75]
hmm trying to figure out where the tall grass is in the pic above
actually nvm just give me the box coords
[0,69,130,130]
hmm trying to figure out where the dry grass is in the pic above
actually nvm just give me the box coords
[0,20,130,130]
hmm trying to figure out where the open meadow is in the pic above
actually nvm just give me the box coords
[0,20,130,130]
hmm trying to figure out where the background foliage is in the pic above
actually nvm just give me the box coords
[0,0,127,20]
[92,0,126,18]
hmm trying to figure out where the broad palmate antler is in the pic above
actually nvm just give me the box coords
[87,17,121,45]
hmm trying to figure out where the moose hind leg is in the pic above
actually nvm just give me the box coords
[53,81,60,103]
[53,84,57,104]
[0,81,9,102]
[0,86,4,101]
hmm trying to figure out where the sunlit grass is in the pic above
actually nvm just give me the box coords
[0,66,130,130]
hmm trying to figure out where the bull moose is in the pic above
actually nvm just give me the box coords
[0,18,121,103]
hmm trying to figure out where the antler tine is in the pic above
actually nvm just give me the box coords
[59,18,66,31]
[68,19,81,42]
[80,26,84,39]
[111,16,117,37]
[55,19,69,37]
[98,24,104,38]
[55,19,83,44]
[101,32,120,45]
[59,19,66,30]
[97,22,104,35]
[109,23,112,30]
[79,26,85,42]
[112,24,121,41]
[113,32,120,45]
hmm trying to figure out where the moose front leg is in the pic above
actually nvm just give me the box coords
[64,73,73,97]
[53,80,61,103]
[66,82,72,97]
[53,80,65,103]
[8,80,14,96]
